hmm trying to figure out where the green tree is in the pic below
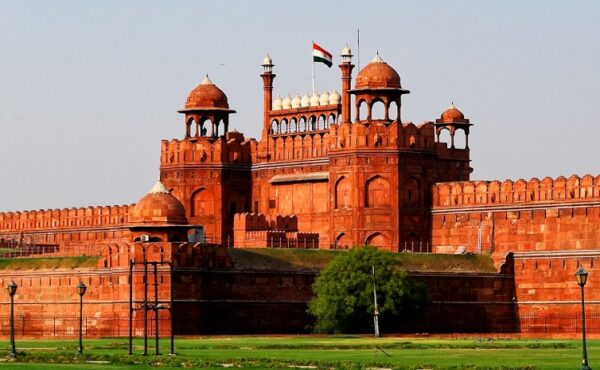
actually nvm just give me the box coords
[308,247,428,333]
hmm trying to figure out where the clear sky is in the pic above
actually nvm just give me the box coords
[1,1,599,211]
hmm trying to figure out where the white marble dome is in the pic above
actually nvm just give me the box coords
[282,96,292,109]
[272,96,282,110]
[301,94,310,107]
[319,91,330,105]
[310,93,320,107]
[329,90,341,105]
[291,94,302,109]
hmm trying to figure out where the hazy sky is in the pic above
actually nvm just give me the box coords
[1,1,599,211]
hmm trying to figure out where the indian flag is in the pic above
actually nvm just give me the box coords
[313,42,332,68]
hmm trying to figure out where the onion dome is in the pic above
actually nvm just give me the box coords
[272,96,282,110]
[301,94,310,107]
[282,96,292,109]
[329,90,341,105]
[310,93,320,107]
[436,102,470,124]
[319,91,330,105]
[291,94,302,109]
[355,53,401,90]
[341,45,352,57]
[130,182,187,225]
[262,54,273,66]
[183,75,230,110]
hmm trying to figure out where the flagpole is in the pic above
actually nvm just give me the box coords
[311,42,316,95]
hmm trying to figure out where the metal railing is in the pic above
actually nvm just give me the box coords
[0,315,171,338]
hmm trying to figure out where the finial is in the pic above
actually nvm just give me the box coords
[201,74,214,85]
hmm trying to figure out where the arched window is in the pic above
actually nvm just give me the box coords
[281,119,288,134]
[299,117,307,132]
[199,117,212,137]
[317,115,326,130]
[388,101,399,121]
[335,177,351,209]
[327,114,336,128]
[365,176,391,207]
[290,118,298,133]
[358,100,367,121]
[371,100,386,120]
[454,128,467,149]
[438,128,452,146]
[271,120,279,135]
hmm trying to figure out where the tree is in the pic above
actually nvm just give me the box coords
[308,247,427,333]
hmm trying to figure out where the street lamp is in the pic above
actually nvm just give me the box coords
[77,281,87,355]
[575,267,591,370]
[7,280,17,358]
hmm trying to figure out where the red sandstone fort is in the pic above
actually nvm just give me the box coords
[0,46,599,336]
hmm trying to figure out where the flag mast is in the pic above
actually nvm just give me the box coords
[311,41,316,95]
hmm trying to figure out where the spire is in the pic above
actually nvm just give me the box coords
[148,181,169,194]
[201,74,214,85]
[371,51,384,64]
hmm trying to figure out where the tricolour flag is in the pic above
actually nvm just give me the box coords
[313,42,332,68]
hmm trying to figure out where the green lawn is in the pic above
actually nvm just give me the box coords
[229,248,497,273]
[0,336,594,369]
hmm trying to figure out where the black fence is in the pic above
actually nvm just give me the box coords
[0,315,170,338]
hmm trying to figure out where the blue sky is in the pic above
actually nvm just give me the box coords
[1,1,599,211]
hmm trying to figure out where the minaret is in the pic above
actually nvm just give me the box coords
[261,54,275,137]
[339,45,354,124]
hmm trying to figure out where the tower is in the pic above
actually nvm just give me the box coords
[160,76,252,244]
[434,103,472,149]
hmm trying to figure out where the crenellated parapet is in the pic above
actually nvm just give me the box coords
[160,131,256,167]
[433,174,600,208]
[0,204,133,233]
[233,212,319,248]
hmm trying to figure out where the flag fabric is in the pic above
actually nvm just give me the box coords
[313,42,332,67]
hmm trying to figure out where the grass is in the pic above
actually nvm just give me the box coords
[0,256,98,270]
[229,248,497,273]
[0,336,594,369]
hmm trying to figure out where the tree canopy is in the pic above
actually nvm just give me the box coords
[308,247,428,333]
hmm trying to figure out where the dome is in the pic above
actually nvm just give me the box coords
[130,182,187,225]
[310,93,320,107]
[319,91,330,105]
[184,75,230,110]
[272,96,282,110]
[438,103,469,123]
[291,94,302,109]
[329,90,341,105]
[282,96,292,109]
[262,54,273,66]
[341,45,352,57]
[301,94,310,107]
[355,53,401,90]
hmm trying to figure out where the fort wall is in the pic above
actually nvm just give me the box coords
[431,174,600,260]
[0,204,133,246]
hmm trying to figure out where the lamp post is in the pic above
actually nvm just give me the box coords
[575,267,591,370]
[7,280,17,358]
[77,281,87,355]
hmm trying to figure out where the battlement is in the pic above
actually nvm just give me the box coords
[328,121,439,151]
[160,132,257,166]
[233,212,319,248]
[433,174,600,208]
[0,204,133,232]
